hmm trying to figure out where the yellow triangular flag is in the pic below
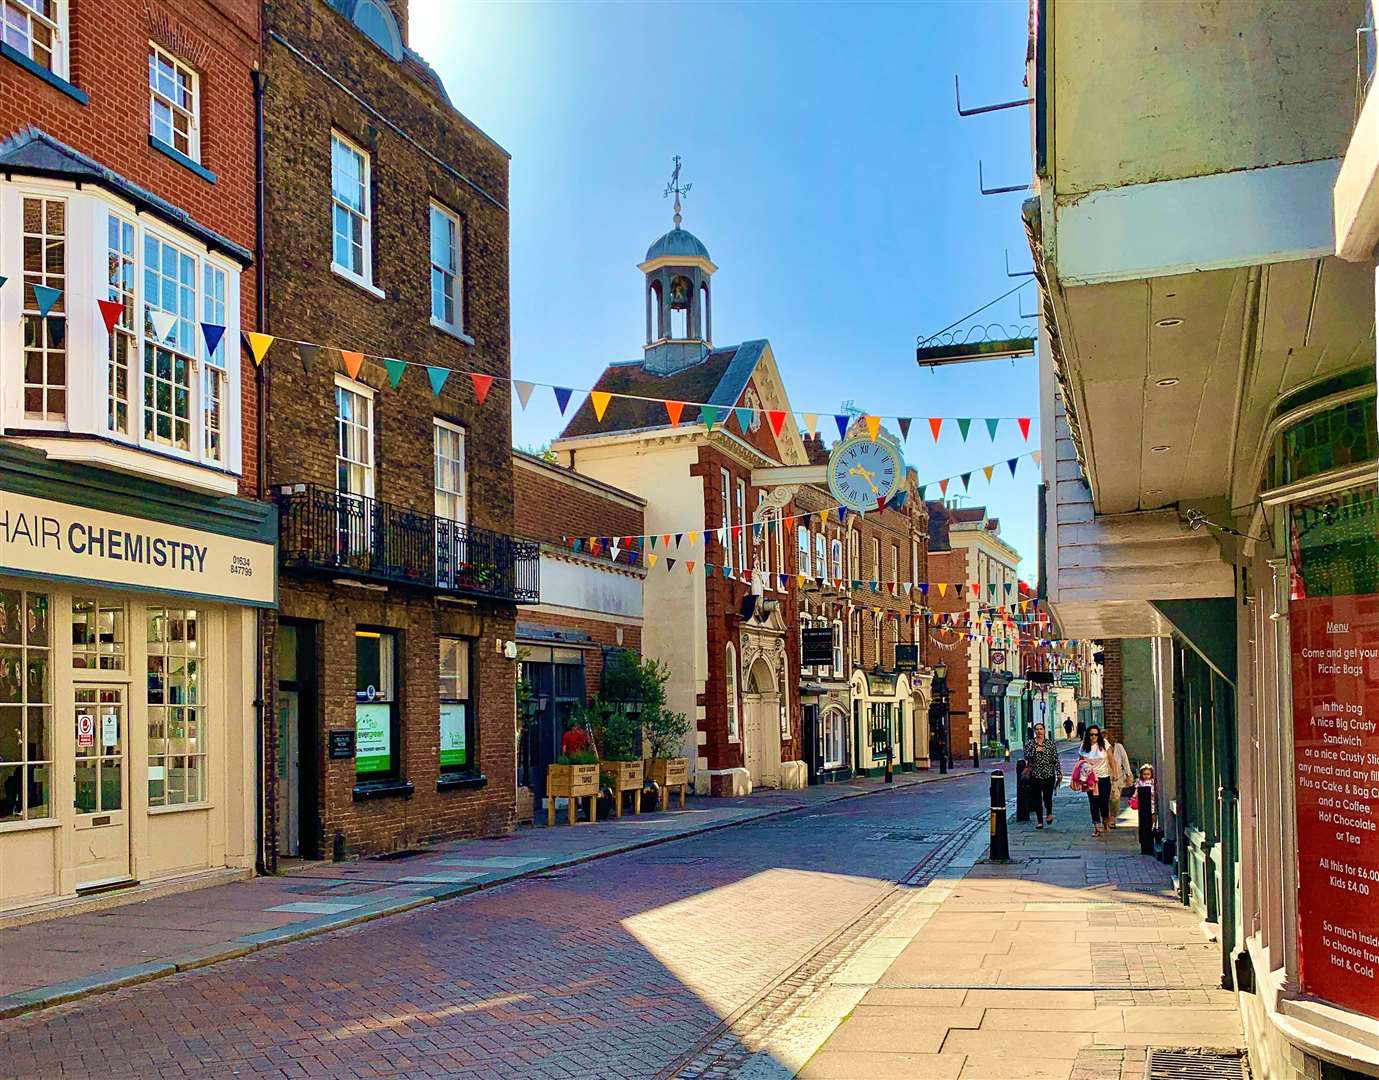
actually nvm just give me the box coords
[983,465,995,482]
[1032,450,1042,465]
[689,531,699,546]
[803,413,818,436]
[937,582,949,598]
[797,574,806,588]
[243,332,274,367]
[647,552,657,568]
[590,390,612,422]
[864,415,880,441]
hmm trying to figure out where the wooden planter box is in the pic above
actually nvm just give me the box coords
[546,763,600,825]
[600,759,644,817]
[646,757,689,811]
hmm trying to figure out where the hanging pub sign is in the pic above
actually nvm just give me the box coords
[802,626,834,667]
[894,644,919,672]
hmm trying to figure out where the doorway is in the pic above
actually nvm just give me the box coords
[277,621,320,860]
[743,657,781,788]
[519,646,586,806]
[73,686,130,889]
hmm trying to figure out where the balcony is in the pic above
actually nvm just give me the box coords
[276,483,539,603]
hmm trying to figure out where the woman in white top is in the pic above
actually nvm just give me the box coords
[1105,733,1133,827]
[1079,724,1112,836]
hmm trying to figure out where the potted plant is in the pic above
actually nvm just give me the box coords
[608,652,691,811]
[546,727,600,825]
[582,696,644,817]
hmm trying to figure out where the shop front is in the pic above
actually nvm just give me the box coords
[850,669,914,776]
[0,447,275,913]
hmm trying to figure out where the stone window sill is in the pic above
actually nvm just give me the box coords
[1,44,87,104]
[437,771,487,793]
[150,136,216,184]
[352,779,414,802]
[430,317,475,346]
[331,264,386,300]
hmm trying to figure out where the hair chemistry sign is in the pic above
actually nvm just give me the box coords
[1289,488,1379,1019]
[0,492,275,607]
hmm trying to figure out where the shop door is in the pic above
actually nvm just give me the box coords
[73,686,130,889]
[277,690,300,858]
[802,704,820,784]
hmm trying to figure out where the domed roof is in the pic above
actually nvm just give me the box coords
[645,226,711,263]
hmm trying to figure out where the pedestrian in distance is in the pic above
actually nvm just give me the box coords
[1076,719,1086,740]
[1022,721,1061,829]
[1063,717,1074,740]
[1078,723,1112,836]
[1105,731,1133,827]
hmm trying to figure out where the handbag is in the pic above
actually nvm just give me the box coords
[1129,794,1139,811]
[1069,760,1089,792]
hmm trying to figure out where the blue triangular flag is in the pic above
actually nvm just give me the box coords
[201,322,226,356]
[735,407,753,432]
[0,275,8,291]
[32,284,61,317]
[427,366,450,395]
[836,507,847,523]
[834,414,850,439]
[553,387,573,414]
[1007,457,1019,477]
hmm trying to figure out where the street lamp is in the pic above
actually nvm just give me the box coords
[932,662,951,774]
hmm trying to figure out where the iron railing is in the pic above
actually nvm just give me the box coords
[276,483,539,602]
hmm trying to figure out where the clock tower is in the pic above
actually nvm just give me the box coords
[640,156,717,375]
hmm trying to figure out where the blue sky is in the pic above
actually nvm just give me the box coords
[412,0,1039,574]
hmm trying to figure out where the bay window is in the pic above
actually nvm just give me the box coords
[22,194,65,421]
[720,470,732,569]
[142,232,195,452]
[106,214,135,435]
[202,264,227,463]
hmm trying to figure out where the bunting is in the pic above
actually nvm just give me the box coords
[514,380,535,409]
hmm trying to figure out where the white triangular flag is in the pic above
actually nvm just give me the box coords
[514,380,535,409]
[148,309,177,344]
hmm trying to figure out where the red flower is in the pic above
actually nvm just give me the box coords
[561,728,590,756]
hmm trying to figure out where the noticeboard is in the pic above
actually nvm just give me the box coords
[802,626,834,667]
[894,644,918,672]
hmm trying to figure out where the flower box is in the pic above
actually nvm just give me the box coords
[646,757,689,811]
[600,759,644,817]
[546,762,600,825]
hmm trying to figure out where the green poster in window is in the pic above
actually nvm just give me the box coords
[355,704,391,773]
[439,703,467,767]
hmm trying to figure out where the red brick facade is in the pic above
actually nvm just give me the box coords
[0,0,261,494]
[1100,639,1123,741]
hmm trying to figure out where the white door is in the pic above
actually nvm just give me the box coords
[743,695,763,787]
[73,686,130,889]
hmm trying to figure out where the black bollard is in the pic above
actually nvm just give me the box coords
[989,770,1010,862]
[1138,788,1154,855]
[885,745,894,784]
[972,741,980,769]
[1014,760,1030,822]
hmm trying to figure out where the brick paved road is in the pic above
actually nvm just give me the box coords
[0,770,998,1079]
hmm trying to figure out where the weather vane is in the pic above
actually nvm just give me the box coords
[664,155,691,228]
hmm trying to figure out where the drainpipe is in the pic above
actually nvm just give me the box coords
[252,66,274,876]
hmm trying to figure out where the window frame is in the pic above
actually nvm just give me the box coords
[433,418,466,525]
[335,375,375,500]
[330,130,374,290]
[429,201,464,336]
[2,0,68,79]
[797,525,811,578]
[831,537,843,581]
[720,469,732,569]
[145,606,206,809]
[20,192,67,425]
[832,617,844,678]
[735,480,747,572]
[725,642,739,742]
[148,42,200,163]
[354,627,401,783]
[0,588,51,826]
[438,635,477,778]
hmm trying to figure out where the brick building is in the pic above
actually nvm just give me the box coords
[0,0,274,911]
[552,212,808,796]
[261,0,535,860]
[511,450,644,810]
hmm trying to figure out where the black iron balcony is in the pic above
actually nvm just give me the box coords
[276,483,539,603]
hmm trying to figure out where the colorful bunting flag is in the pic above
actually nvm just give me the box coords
[553,387,573,414]
[665,400,685,426]
[834,414,850,439]
[702,404,721,432]
[983,464,995,483]
[245,332,276,367]
[1007,457,1019,477]
[97,299,123,334]
[427,366,450,395]
[149,309,177,343]
[514,380,534,409]
[590,390,612,421]
[897,417,911,441]
[666,558,676,571]
[301,344,322,376]
[201,322,226,357]
[687,561,696,574]
[985,417,1000,441]
[957,418,971,442]
[1017,417,1031,441]
[470,372,493,405]
[32,284,61,317]
[803,413,818,436]
[960,472,971,492]
[939,478,949,495]
[864,415,880,441]
[928,417,943,441]
[382,357,405,387]
[734,406,753,433]
[767,410,786,437]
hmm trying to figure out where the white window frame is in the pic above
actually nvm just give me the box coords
[106,212,136,437]
[429,201,464,337]
[814,531,827,580]
[891,543,900,586]
[797,525,811,578]
[2,0,69,79]
[832,618,844,678]
[720,469,732,569]
[774,508,785,586]
[334,375,375,499]
[330,130,377,293]
[725,642,739,742]
[871,537,880,579]
[148,43,200,162]
[736,479,747,572]
[831,537,843,581]
[142,229,198,456]
[433,418,465,525]
[19,191,67,424]
[848,528,859,580]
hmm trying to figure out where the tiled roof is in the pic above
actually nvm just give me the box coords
[558,341,768,439]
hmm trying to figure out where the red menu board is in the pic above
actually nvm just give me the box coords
[1290,490,1379,1020]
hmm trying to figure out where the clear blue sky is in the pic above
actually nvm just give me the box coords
[412,0,1039,575]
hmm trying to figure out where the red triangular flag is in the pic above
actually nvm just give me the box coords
[470,373,494,405]
[665,400,685,426]
[766,410,786,437]
[1017,417,1031,441]
[928,417,943,441]
[97,299,123,334]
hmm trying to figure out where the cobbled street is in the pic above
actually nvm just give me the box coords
[0,772,997,1079]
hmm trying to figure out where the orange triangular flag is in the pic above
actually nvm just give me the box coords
[590,390,612,422]
[983,465,995,482]
[864,415,880,441]
[928,417,943,441]
[470,373,494,405]
[244,332,275,367]
[939,478,949,495]
[686,561,696,574]
[341,350,365,380]
[665,400,685,426]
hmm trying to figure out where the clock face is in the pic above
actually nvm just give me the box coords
[828,435,903,512]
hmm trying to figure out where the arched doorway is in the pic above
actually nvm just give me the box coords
[742,656,782,789]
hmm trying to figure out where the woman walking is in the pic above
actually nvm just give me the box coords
[1079,724,1112,836]
[1023,721,1061,829]
[1105,732,1132,827]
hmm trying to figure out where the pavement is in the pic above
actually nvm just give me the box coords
[796,765,1246,1080]
[0,764,966,1021]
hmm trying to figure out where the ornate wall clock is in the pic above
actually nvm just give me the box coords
[828,435,902,512]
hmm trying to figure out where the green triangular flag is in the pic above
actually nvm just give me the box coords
[957,418,971,442]
[384,358,406,389]
[734,407,753,433]
[985,417,1000,441]
[427,366,450,395]
[701,404,720,432]
[0,276,7,291]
